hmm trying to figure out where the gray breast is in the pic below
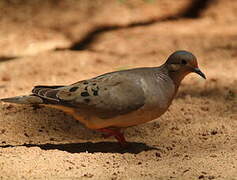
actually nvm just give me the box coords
[140,69,176,111]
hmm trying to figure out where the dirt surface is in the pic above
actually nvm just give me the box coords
[0,0,237,179]
[0,0,190,57]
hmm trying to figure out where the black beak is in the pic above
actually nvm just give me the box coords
[194,68,206,79]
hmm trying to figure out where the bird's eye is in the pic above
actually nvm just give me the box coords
[181,59,187,65]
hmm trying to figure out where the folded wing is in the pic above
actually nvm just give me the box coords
[32,73,146,118]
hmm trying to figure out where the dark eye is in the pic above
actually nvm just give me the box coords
[181,59,187,65]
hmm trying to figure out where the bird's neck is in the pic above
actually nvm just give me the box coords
[169,71,189,87]
[160,64,188,89]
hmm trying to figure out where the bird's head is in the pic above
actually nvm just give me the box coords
[165,50,206,84]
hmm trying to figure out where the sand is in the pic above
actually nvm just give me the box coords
[0,0,236,179]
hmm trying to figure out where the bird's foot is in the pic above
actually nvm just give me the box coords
[97,128,127,147]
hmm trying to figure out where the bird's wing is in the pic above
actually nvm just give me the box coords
[32,72,146,119]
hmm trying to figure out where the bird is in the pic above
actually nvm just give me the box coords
[1,50,206,146]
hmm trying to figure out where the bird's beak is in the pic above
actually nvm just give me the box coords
[193,68,206,79]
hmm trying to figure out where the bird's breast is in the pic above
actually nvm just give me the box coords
[142,74,176,111]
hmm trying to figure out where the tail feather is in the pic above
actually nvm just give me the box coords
[0,95,44,104]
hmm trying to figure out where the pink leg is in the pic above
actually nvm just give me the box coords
[97,128,127,146]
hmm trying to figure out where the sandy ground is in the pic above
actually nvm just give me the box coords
[0,0,237,179]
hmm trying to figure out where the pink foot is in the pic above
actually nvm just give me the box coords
[97,128,127,146]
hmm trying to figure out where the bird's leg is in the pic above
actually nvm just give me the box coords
[97,128,127,146]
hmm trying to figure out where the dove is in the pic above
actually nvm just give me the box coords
[1,50,206,146]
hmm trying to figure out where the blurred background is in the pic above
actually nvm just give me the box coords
[0,0,236,92]
[0,0,236,179]
[0,0,236,57]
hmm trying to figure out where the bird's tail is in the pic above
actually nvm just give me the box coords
[0,95,44,105]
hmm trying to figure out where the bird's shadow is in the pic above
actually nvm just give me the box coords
[0,141,158,154]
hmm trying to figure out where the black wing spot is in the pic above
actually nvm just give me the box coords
[83,81,89,85]
[69,86,79,92]
[181,59,187,65]
[84,86,88,91]
[81,92,90,97]
[93,91,98,96]
[91,87,99,96]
